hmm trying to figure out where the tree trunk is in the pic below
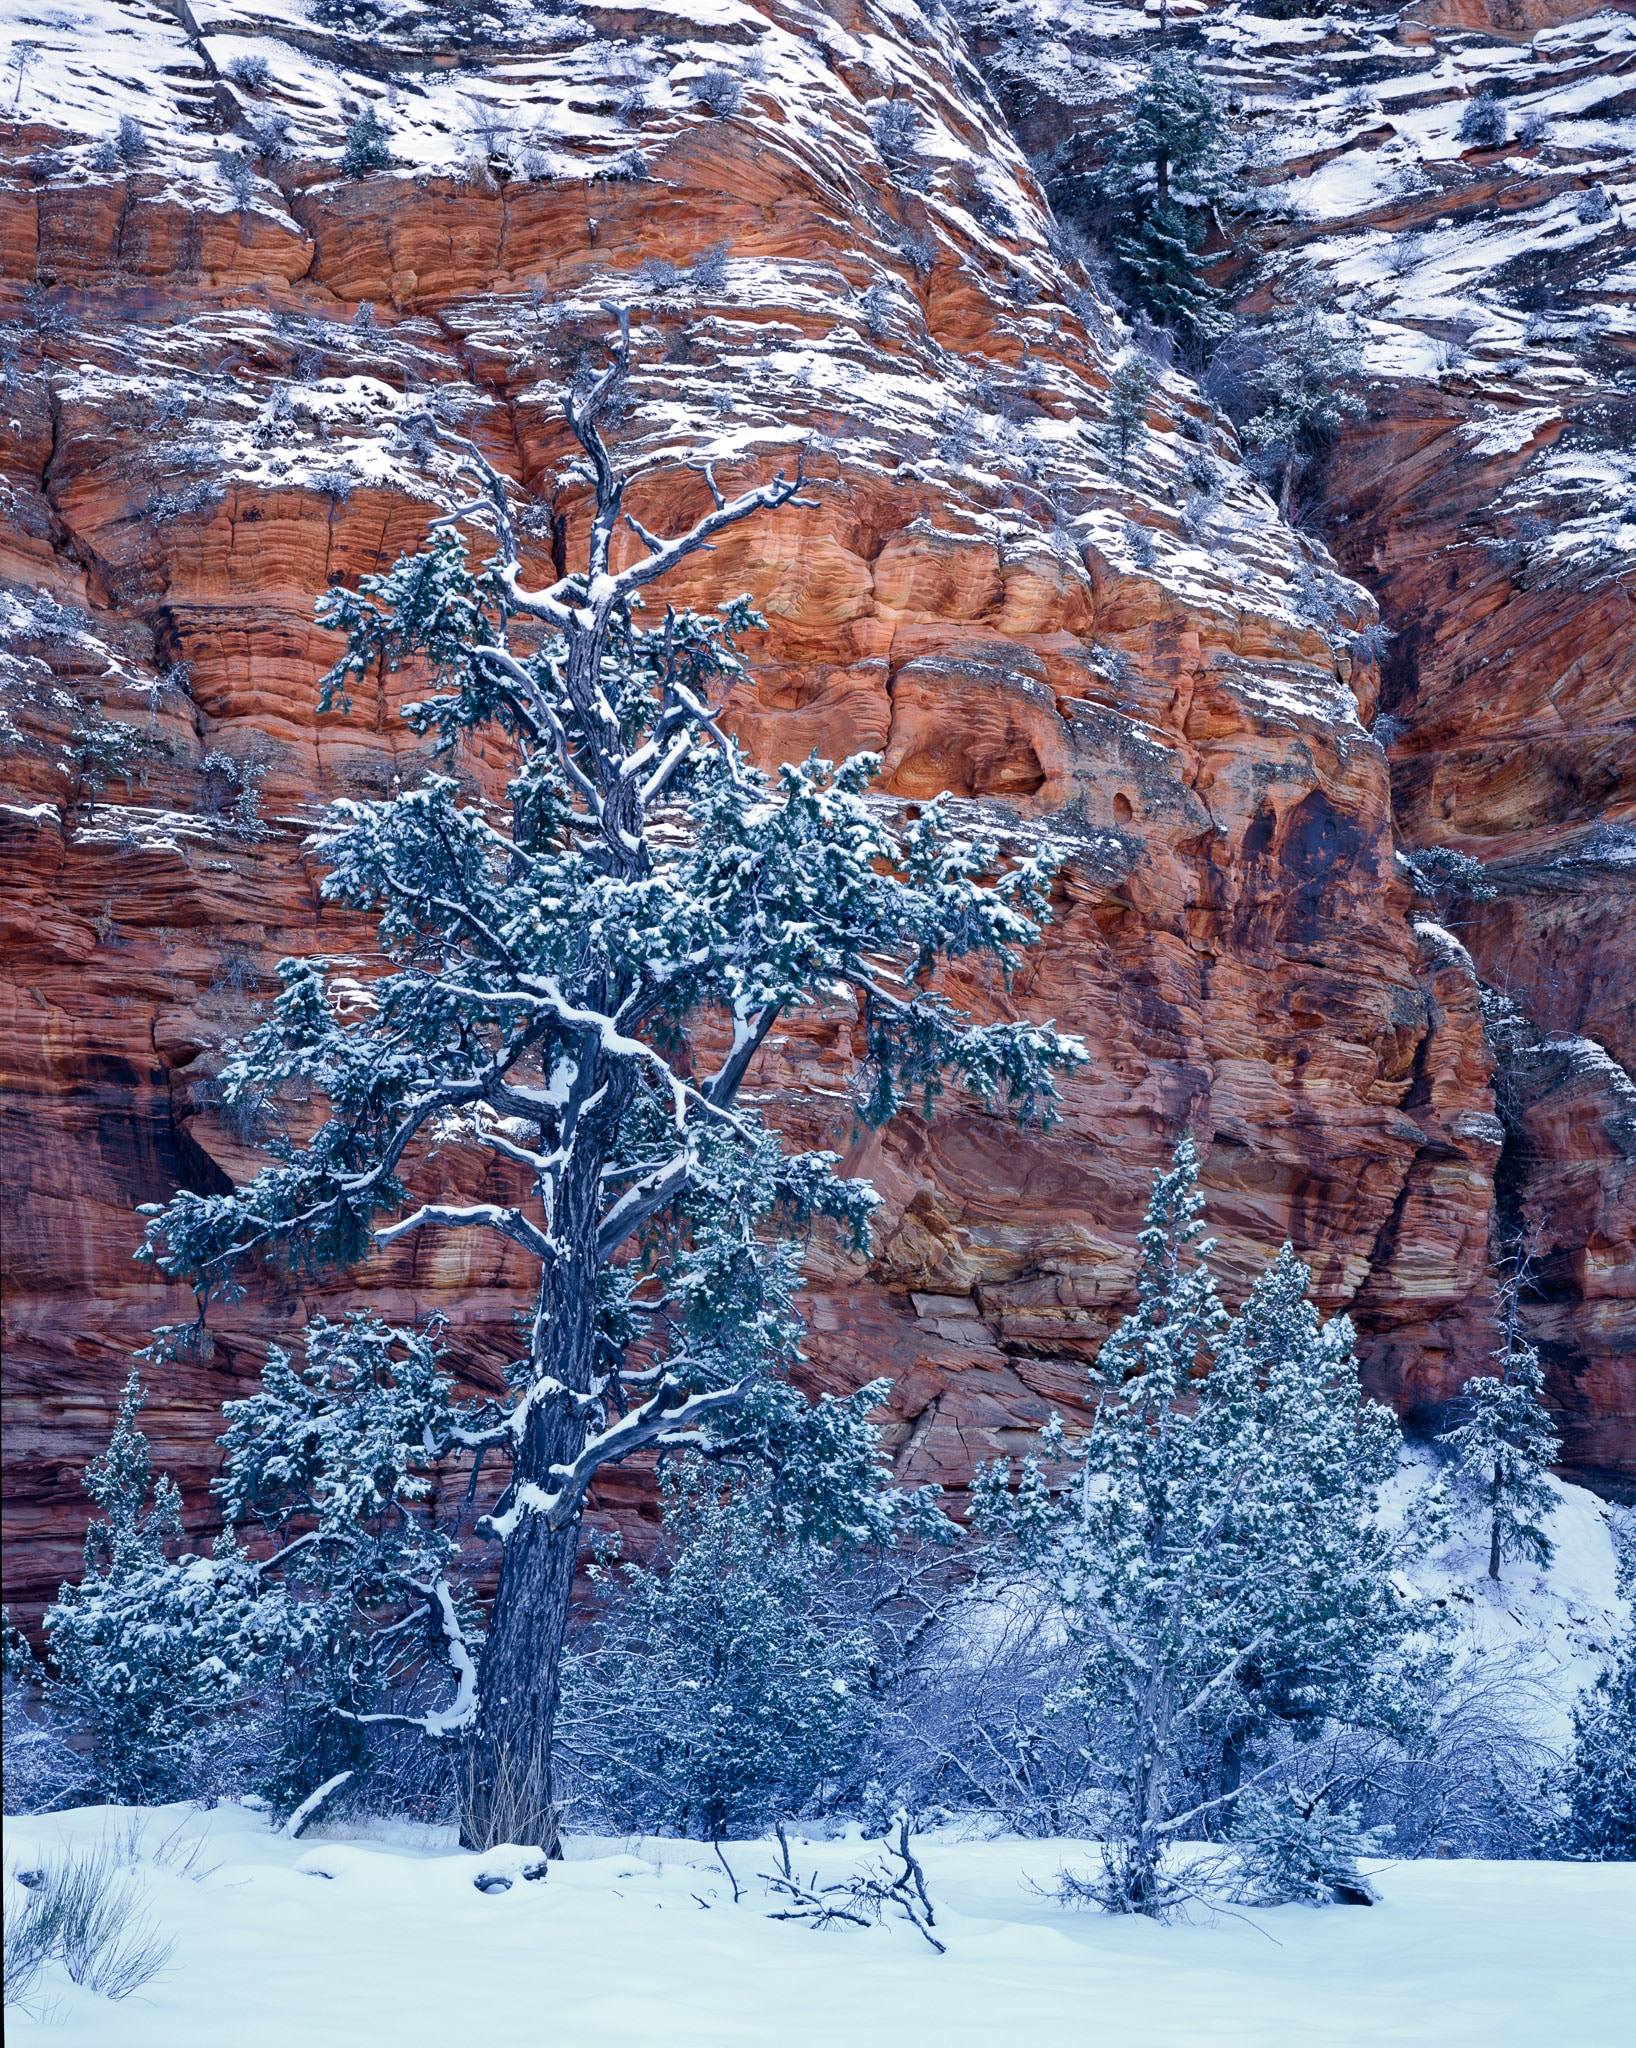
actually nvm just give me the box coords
[460,1504,580,1852]
[1488,1467,1503,1581]
[459,1093,615,1852]
[1121,1676,1171,1915]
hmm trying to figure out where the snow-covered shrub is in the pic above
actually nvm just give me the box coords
[898,230,938,277]
[2,1842,174,2009]
[249,110,294,161]
[689,239,730,292]
[973,1141,1437,1916]
[860,282,893,338]
[596,147,648,183]
[1232,1785,1385,1904]
[1229,1662,1552,1865]
[68,709,154,805]
[872,99,926,184]
[200,749,269,841]
[25,587,88,642]
[1124,517,1158,570]
[1457,95,1508,150]
[353,299,375,331]
[341,106,392,179]
[845,1568,1099,1837]
[1218,276,1365,520]
[31,1375,277,1805]
[1519,111,1551,148]
[309,468,356,509]
[226,54,271,93]
[938,404,981,468]
[560,1464,872,1840]
[116,114,149,164]
[146,480,224,525]
[1,1658,96,1815]
[640,255,684,294]
[216,151,256,209]
[695,67,742,117]
[1577,184,1612,225]
[1351,621,1396,669]
[1553,1639,1636,1860]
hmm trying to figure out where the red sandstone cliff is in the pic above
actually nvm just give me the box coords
[2,0,1630,1625]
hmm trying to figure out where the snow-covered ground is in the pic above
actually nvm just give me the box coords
[5,1800,1633,2047]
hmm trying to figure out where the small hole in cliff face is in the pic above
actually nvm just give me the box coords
[1113,792,1133,823]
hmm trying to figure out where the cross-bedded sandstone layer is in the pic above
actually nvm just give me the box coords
[2,0,1627,1624]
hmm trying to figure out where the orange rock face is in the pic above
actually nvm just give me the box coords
[1,0,1628,1625]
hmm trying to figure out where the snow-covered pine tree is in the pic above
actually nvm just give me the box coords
[559,1458,872,1840]
[340,105,391,179]
[1230,1782,1386,1906]
[973,1139,1430,1915]
[1103,52,1238,343]
[1441,1265,1561,1582]
[135,315,1083,1851]
[31,1372,274,1802]
[1232,273,1366,520]
[1101,352,1152,474]
[1553,1631,1636,1860]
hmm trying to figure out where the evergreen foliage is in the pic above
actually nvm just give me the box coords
[1441,1300,1560,1582]
[32,1375,276,1803]
[560,1462,872,1839]
[1457,94,1508,149]
[1402,844,1499,915]
[1101,352,1152,473]
[973,1139,1431,1915]
[1232,1783,1386,1904]
[1553,1637,1636,1860]
[1101,53,1239,341]
[341,106,392,179]
[132,316,1083,1848]
[1216,274,1366,520]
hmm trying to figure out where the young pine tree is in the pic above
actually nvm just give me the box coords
[135,315,1083,1850]
[973,1139,1430,1916]
[559,1460,872,1840]
[341,105,392,179]
[1103,53,1239,343]
[1231,1783,1387,1906]
[1102,352,1152,474]
[1233,273,1366,521]
[35,1373,273,1802]
[1441,1267,1561,1583]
